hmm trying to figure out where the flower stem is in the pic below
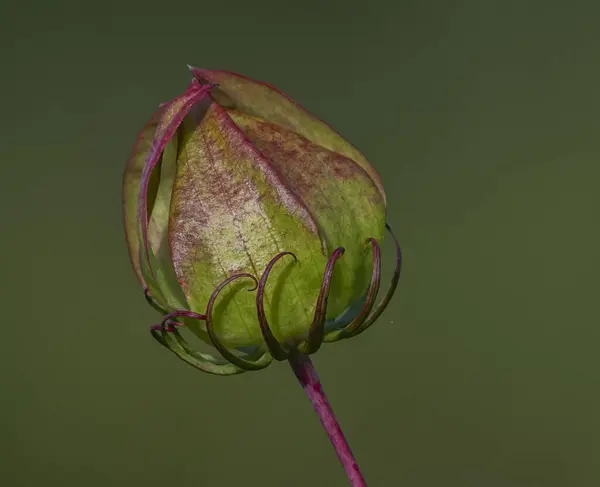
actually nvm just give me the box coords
[287,349,368,487]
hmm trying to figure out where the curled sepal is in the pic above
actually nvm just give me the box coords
[206,274,273,371]
[324,239,381,342]
[256,252,297,361]
[348,223,402,338]
[299,247,346,354]
[150,310,243,375]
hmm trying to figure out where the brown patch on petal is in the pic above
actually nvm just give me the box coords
[188,68,387,206]
[228,109,378,211]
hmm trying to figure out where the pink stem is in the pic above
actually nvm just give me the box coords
[288,349,368,487]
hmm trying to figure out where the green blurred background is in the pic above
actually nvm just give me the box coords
[2,1,599,486]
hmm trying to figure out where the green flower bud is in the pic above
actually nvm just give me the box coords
[123,68,401,375]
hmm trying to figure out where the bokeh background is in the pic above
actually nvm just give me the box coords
[2,1,599,486]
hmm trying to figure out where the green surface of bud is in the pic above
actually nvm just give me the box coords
[123,68,399,373]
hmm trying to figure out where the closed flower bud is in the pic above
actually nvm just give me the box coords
[123,68,401,375]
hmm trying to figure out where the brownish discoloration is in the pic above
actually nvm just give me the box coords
[228,110,381,211]
[188,67,387,206]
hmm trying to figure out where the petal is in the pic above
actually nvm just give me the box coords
[169,101,327,347]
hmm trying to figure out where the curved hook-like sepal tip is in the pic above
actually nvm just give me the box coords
[256,252,298,361]
[300,247,345,354]
[352,223,402,337]
[364,237,376,250]
[327,238,382,341]
[206,273,272,371]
